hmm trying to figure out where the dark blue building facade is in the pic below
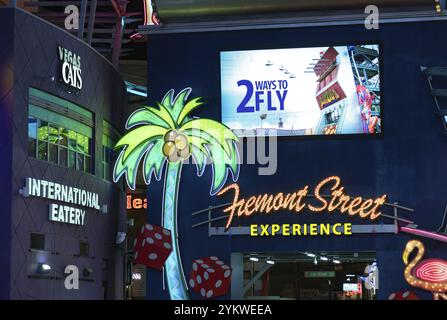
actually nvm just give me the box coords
[140,20,447,300]
[0,8,127,300]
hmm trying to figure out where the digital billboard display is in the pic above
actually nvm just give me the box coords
[220,44,381,137]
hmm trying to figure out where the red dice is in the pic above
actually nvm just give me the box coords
[133,224,173,270]
[189,256,231,299]
[388,290,420,300]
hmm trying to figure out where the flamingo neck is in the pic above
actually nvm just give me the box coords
[405,245,424,285]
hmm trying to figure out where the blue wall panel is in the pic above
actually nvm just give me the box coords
[0,9,14,300]
[146,21,447,300]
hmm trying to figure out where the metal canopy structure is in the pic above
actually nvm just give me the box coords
[155,0,434,19]
[140,0,446,34]
[17,0,145,65]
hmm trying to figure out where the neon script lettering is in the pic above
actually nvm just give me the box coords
[217,176,387,229]
[126,194,148,210]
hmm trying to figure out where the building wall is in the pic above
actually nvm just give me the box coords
[0,8,14,300]
[146,21,447,300]
[1,8,127,299]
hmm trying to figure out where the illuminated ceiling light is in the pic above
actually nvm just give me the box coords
[38,263,51,274]
[320,256,329,261]
[306,253,316,258]
[266,259,275,265]
[125,80,148,97]
[333,259,341,264]
[313,257,318,265]
[249,257,259,262]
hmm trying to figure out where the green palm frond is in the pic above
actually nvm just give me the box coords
[181,120,239,195]
[114,124,168,189]
[114,87,240,193]
[126,105,174,129]
[180,119,238,157]
[177,97,203,126]
[114,139,154,189]
[160,88,196,125]
[142,139,166,184]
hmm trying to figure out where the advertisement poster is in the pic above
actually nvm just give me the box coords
[220,45,381,137]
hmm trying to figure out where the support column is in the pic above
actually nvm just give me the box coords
[77,0,88,40]
[86,0,97,45]
[112,17,124,68]
[230,253,244,299]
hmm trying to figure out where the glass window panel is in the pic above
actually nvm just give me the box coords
[68,150,76,169]
[76,153,84,172]
[28,117,37,139]
[59,146,67,167]
[68,130,77,151]
[48,123,59,145]
[49,143,58,164]
[85,155,92,174]
[76,134,90,155]
[37,140,48,161]
[37,120,49,141]
[85,137,91,155]
[59,127,68,147]
[28,138,36,157]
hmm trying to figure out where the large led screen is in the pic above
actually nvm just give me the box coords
[220,44,381,137]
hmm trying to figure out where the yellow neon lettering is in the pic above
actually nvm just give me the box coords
[333,223,342,235]
[250,224,258,236]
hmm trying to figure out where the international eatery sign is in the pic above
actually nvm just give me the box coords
[22,178,101,226]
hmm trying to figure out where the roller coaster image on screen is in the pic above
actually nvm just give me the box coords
[113,88,240,300]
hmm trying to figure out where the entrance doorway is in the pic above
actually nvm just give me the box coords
[240,251,377,300]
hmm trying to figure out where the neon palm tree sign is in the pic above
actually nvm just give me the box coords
[113,88,240,300]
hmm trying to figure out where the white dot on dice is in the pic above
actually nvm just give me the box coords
[202,264,209,268]
[147,237,154,244]
[201,288,206,297]
[224,270,231,278]
[189,279,195,288]
[216,261,223,265]
[210,256,218,261]
[215,280,222,288]
[149,253,158,260]
[206,290,213,298]
[193,263,198,271]
[155,233,162,240]
[204,272,209,280]
[207,268,215,273]
[146,224,153,231]
[163,242,171,249]
[162,229,170,236]
[196,275,202,284]
[196,259,203,264]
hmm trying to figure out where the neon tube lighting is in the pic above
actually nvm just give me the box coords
[400,227,447,244]
[126,88,147,97]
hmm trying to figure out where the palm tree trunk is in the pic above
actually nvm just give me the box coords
[162,161,189,300]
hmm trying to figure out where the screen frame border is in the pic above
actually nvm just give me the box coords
[218,40,385,142]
